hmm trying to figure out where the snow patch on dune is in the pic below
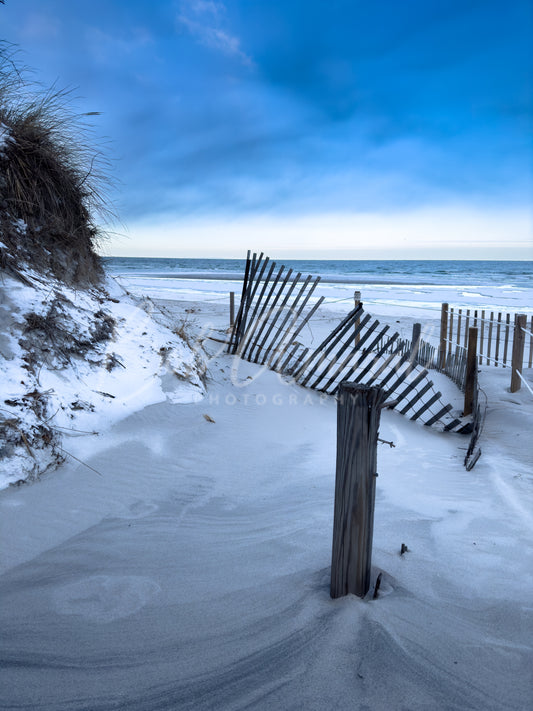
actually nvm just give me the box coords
[0,268,206,489]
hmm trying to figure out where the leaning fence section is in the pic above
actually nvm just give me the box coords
[228,252,471,438]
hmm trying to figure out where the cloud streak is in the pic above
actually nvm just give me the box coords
[176,0,253,66]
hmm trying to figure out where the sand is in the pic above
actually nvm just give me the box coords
[0,279,532,710]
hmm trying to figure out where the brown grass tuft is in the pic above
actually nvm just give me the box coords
[0,42,115,285]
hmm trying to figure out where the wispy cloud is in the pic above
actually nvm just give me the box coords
[20,13,61,40]
[176,0,253,66]
[86,26,153,64]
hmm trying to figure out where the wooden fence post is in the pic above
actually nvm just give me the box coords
[354,291,362,346]
[331,383,385,599]
[410,322,421,363]
[464,327,478,416]
[510,314,527,393]
[439,303,448,370]
[229,291,235,328]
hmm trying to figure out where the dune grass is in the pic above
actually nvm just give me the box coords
[0,42,113,285]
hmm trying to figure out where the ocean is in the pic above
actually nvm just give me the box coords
[102,257,532,315]
[103,257,532,289]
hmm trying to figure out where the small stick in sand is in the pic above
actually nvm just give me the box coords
[372,573,383,599]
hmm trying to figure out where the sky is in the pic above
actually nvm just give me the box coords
[1,0,532,259]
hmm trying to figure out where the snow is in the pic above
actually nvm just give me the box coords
[0,121,12,156]
[0,272,531,709]
[0,269,205,488]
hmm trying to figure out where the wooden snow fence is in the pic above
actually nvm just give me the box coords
[227,252,472,439]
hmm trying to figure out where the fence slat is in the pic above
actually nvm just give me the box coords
[259,272,306,365]
[392,369,429,408]
[235,256,271,344]
[321,322,386,394]
[353,332,400,384]
[378,358,412,396]
[228,250,252,353]
[487,312,494,365]
[448,308,454,358]
[410,391,443,421]
[503,313,510,367]
[255,271,301,365]
[425,402,453,427]
[296,307,363,385]
[439,303,448,369]
[311,316,375,390]
[238,260,277,359]
[362,343,405,387]
[275,342,300,374]
[444,418,463,431]
[266,275,320,369]
[495,312,502,367]
[529,316,533,369]
[249,268,293,363]
[242,263,286,360]
[399,380,434,416]
[479,309,485,365]
[464,310,470,348]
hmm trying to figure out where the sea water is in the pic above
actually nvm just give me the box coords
[103,257,532,315]
[104,257,532,289]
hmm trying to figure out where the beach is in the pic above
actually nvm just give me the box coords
[0,262,532,710]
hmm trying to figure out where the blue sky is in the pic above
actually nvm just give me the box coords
[1,0,532,258]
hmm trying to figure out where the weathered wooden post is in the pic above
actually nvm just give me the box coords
[410,322,421,364]
[464,327,478,416]
[354,291,362,346]
[439,303,448,370]
[229,291,235,328]
[331,383,385,599]
[510,314,527,393]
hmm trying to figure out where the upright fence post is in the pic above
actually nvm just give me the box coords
[464,327,478,416]
[510,314,526,393]
[354,291,362,346]
[331,383,385,599]
[410,322,421,364]
[439,303,449,370]
[229,291,235,328]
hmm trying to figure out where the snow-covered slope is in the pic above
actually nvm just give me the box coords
[0,267,206,488]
